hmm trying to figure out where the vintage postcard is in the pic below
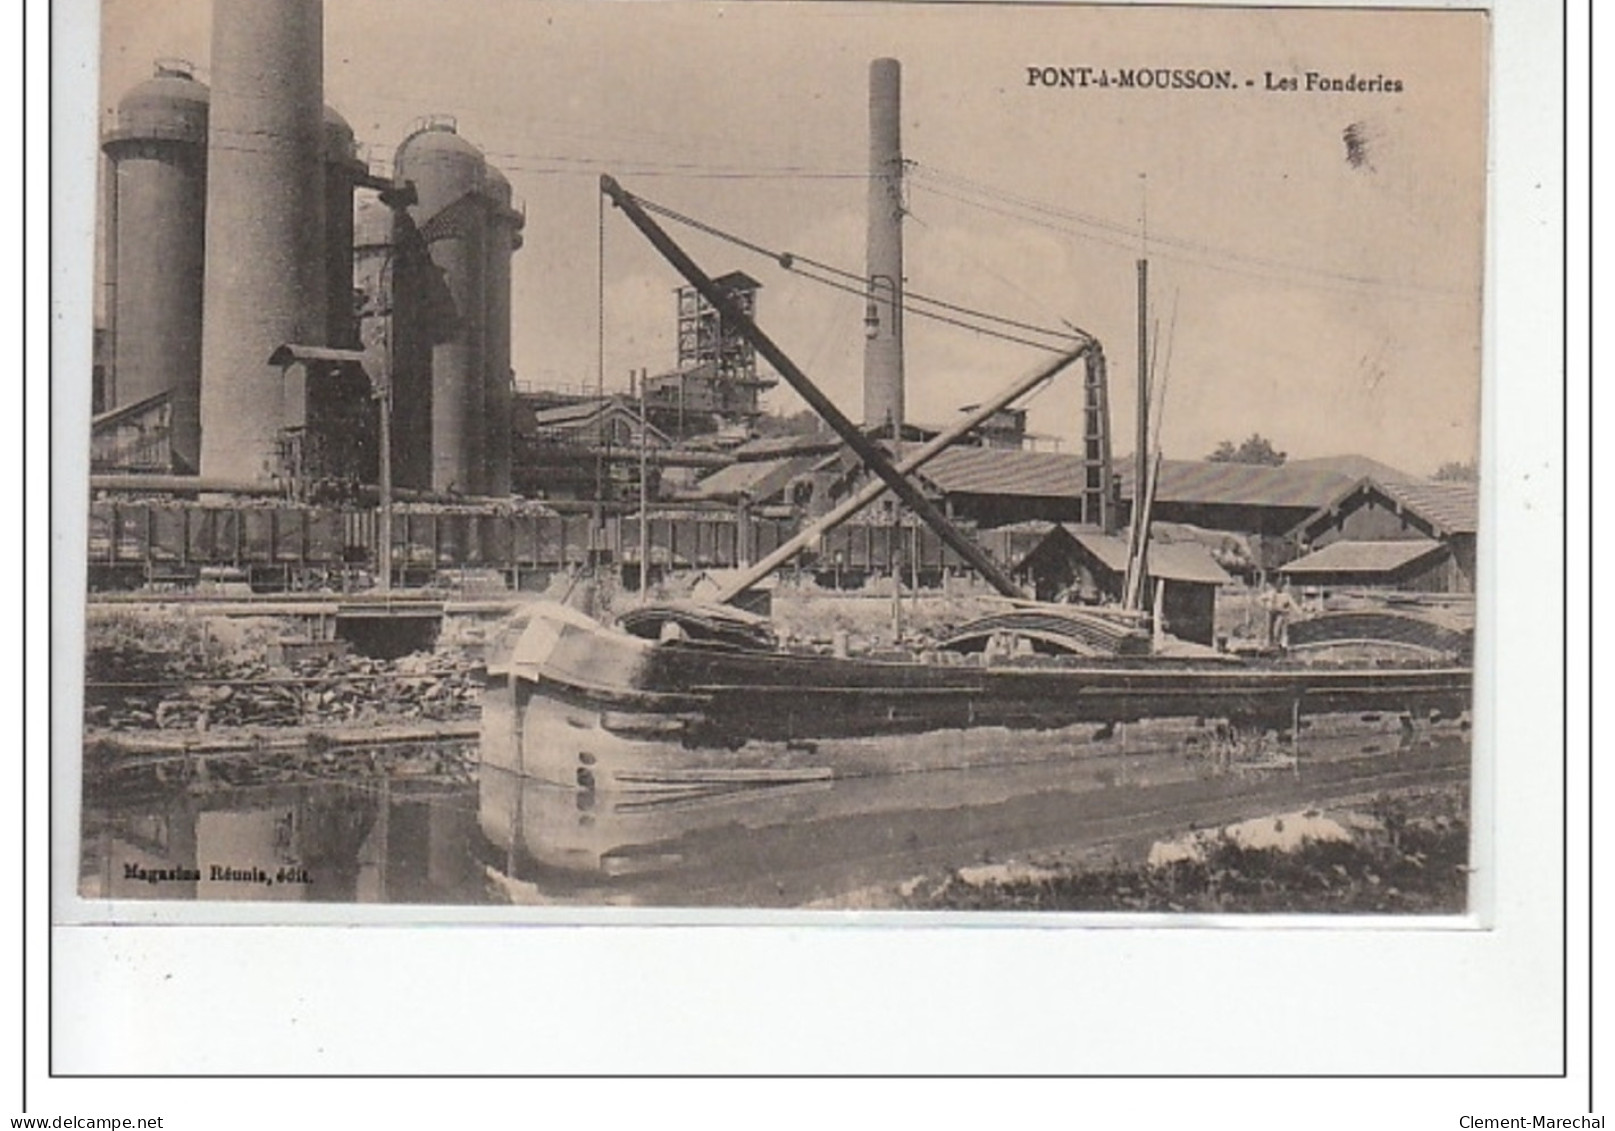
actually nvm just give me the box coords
[69,0,1488,919]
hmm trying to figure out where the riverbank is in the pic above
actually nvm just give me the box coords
[898,784,1469,914]
[83,605,484,732]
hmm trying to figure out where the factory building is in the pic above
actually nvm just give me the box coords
[512,398,671,501]
[1115,460,1354,540]
[99,47,379,487]
[89,30,1349,602]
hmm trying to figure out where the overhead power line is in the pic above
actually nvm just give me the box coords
[906,160,1472,300]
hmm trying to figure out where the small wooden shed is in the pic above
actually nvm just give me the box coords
[1289,478,1478,593]
[1278,539,1455,592]
[1013,525,1231,647]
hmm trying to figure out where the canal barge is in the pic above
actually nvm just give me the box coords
[479,598,1472,793]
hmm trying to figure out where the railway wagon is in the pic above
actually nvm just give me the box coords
[88,501,374,591]
[85,498,1006,594]
[815,520,970,589]
[85,499,803,593]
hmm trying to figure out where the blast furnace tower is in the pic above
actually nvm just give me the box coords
[395,118,487,494]
[198,0,328,483]
[101,61,210,470]
[391,117,521,496]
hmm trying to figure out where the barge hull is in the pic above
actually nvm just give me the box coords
[481,602,1471,790]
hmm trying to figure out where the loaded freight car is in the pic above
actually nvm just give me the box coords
[83,498,805,594]
[87,500,369,592]
[814,518,970,589]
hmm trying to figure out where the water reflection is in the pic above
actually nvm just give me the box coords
[80,725,1469,910]
[477,755,1161,907]
[80,777,484,905]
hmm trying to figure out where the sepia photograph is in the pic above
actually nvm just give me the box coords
[72,0,1488,917]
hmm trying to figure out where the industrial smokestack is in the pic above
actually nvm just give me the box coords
[198,0,327,483]
[862,57,905,436]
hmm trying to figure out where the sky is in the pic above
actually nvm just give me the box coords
[95,0,1488,474]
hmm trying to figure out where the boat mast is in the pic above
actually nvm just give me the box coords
[1124,258,1151,610]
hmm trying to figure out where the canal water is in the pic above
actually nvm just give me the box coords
[79,724,1469,910]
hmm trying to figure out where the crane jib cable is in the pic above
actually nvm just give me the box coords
[627,191,1089,350]
[782,266,1074,354]
[638,194,1084,343]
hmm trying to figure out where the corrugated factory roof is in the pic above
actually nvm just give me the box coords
[1063,528,1129,572]
[690,459,783,498]
[899,444,1090,499]
[1285,454,1420,483]
[725,442,1428,518]
[1280,539,1447,575]
[1066,528,1233,585]
[1119,460,1350,510]
[732,432,843,460]
[909,451,1405,511]
[917,447,1347,510]
[797,445,1348,509]
[91,389,170,431]
[691,456,814,501]
[1297,477,1479,539]
[1374,480,1478,536]
[528,398,614,426]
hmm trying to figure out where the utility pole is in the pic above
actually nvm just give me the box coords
[593,191,606,565]
[638,367,651,604]
[890,511,903,643]
[376,368,393,594]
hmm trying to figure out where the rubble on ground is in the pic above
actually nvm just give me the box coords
[84,640,482,733]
